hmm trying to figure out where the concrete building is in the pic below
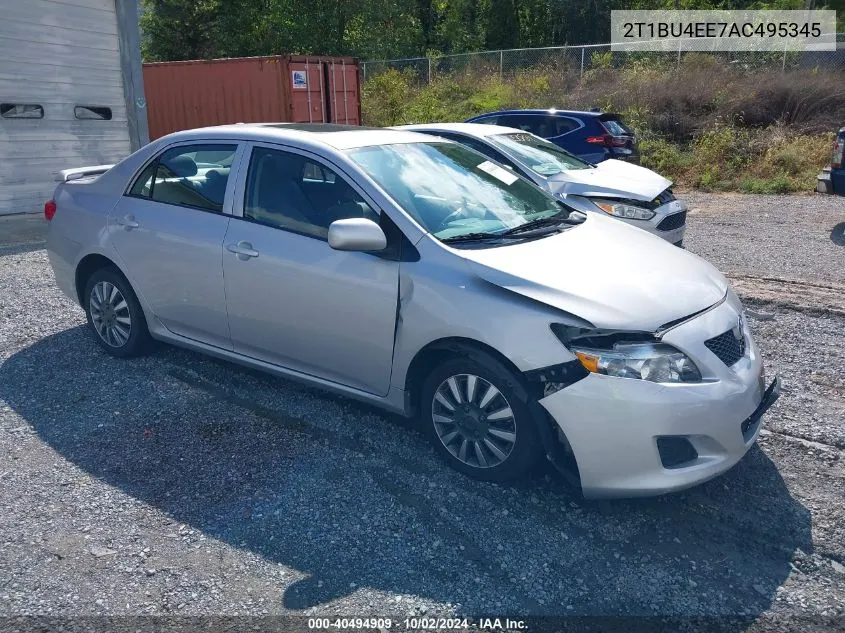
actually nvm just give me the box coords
[0,0,148,215]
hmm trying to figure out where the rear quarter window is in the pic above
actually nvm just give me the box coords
[546,116,580,137]
[601,118,633,136]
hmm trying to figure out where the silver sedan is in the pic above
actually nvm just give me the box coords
[45,123,778,498]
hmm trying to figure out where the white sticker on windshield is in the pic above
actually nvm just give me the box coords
[476,160,519,186]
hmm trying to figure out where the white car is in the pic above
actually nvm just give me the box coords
[398,122,687,246]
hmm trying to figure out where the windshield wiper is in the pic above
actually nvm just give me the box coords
[440,231,522,243]
[499,211,576,236]
[441,210,584,244]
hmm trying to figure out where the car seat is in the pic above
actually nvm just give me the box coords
[248,153,314,227]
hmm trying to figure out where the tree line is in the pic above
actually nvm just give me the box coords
[141,0,842,63]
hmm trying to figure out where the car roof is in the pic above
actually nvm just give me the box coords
[396,122,520,139]
[469,109,605,118]
[155,123,437,150]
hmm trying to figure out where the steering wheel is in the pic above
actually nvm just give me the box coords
[435,204,469,232]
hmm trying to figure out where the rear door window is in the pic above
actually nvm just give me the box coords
[127,144,237,213]
[497,114,542,134]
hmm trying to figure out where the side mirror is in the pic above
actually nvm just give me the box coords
[327,218,387,252]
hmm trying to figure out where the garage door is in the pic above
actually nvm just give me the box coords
[0,0,131,215]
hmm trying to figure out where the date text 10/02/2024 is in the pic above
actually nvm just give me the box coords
[307,617,528,630]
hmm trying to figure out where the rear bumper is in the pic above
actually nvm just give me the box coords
[817,167,845,196]
[45,226,82,305]
[538,296,779,498]
[817,169,833,194]
[609,147,640,164]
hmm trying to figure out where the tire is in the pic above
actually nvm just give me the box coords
[83,267,151,358]
[420,350,543,482]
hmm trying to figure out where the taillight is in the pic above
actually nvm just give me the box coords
[586,134,629,148]
[44,200,57,221]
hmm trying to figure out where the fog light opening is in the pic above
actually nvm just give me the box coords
[656,436,699,469]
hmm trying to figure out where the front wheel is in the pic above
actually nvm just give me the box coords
[84,268,151,358]
[420,353,543,482]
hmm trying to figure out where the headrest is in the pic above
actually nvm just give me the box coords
[260,152,301,178]
[205,168,230,181]
[163,155,198,177]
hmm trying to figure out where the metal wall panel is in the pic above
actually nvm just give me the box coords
[0,0,133,215]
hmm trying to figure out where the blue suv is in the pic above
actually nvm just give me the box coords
[466,109,639,164]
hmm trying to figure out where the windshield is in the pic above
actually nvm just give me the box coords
[490,133,592,177]
[347,142,563,241]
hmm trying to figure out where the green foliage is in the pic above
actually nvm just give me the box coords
[738,176,795,194]
[590,51,613,70]
[141,0,424,61]
[141,0,845,67]
[679,53,722,71]
[360,69,413,126]
[639,138,692,178]
[141,0,221,61]
[689,129,834,192]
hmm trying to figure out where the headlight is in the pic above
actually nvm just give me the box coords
[569,342,701,383]
[591,199,655,221]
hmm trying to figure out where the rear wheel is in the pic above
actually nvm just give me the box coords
[420,352,543,482]
[83,268,150,358]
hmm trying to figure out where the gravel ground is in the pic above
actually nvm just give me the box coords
[0,194,844,632]
[683,192,845,284]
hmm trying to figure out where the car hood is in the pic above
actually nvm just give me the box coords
[460,214,727,331]
[547,159,672,201]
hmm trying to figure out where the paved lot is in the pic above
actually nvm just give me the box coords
[1,194,844,631]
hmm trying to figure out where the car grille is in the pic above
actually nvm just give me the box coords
[704,328,746,367]
[656,211,687,231]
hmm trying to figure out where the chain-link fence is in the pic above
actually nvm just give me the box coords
[361,34,845,84]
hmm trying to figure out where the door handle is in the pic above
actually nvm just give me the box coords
[117,214,139,230]
[226,241,259,260]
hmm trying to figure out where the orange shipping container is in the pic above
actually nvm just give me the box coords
[142,55,362,140]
